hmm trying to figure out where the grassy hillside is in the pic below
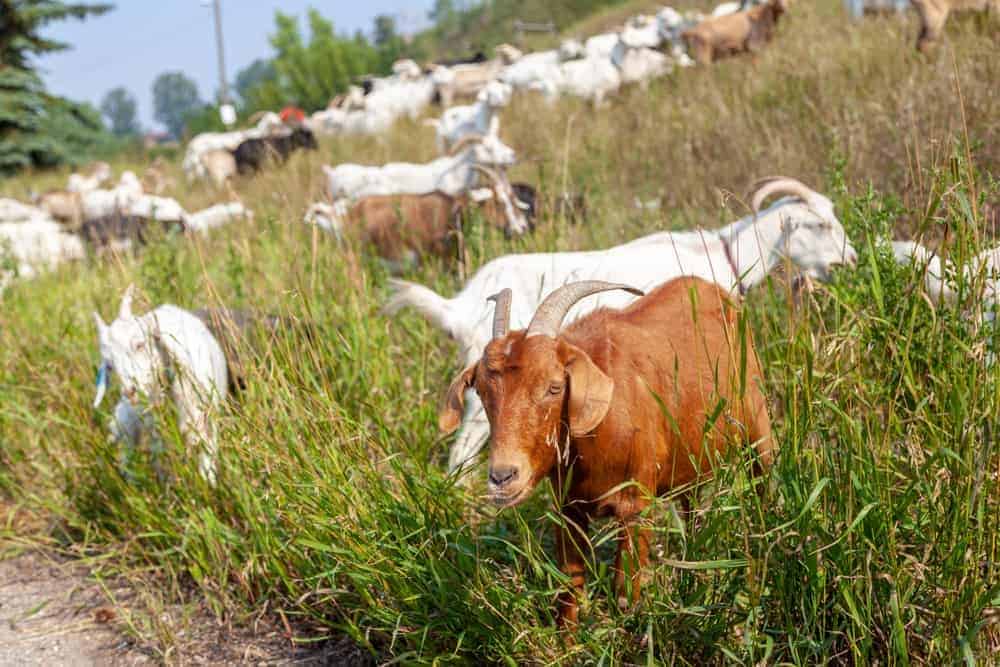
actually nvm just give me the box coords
[2,2,999,663]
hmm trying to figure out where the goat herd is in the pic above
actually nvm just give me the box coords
[2,0,995,627]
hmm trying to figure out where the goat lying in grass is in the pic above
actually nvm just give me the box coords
[387,177,857,473]
[441,278,772,626]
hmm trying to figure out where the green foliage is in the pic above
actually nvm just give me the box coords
[248,9,379,112]
[233,58,276,104]
[152,71,202,140]
[1,1,999,663]
[100,86,140,136]
[0,0,114,173]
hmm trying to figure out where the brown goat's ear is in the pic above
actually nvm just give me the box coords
[560,343,613,437]
[439,364,477,434]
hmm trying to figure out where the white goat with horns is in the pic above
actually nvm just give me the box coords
[385,177,858,474]
[93,285,228,483]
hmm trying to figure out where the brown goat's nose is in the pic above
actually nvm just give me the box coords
[488,465,519,488]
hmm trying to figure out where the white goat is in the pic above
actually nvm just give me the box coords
[0,218,86,281]
[499,42,583,96]
[93,285,228,483]
[186,202,253,233]
[385,177,858,473]
[322,134,517,200]
[0,198,49,223]
[67,162,112,193]
[81,171,143,220]
[426,81,512,153]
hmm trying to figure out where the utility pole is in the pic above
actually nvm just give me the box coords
[211,0,235,125]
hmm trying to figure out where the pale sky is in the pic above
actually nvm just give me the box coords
[38,1,435,131]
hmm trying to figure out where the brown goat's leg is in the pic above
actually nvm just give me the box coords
[613,516,650,611]
[555,507,590,628]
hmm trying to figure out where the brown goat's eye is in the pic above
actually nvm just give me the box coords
[548,382,563,395]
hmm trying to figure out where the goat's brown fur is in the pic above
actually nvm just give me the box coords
[441,277,773,626]
[344,190,517,265]
[910,0,998,51]
[37,190,83,228]
[682,0,787,64]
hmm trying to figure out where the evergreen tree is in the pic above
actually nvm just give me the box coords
[0,0,113,173]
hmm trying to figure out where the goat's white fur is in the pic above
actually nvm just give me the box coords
[93,286,228,483]
[322,134,517,200]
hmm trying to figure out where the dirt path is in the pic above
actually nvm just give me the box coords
[0,552,150,666]
[0,551,369,665]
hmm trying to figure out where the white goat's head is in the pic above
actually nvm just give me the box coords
[93,285,166,408]
[751,177,858,282]
[471,165,530,236]
[477,80,512,108]
[475,133,517,168]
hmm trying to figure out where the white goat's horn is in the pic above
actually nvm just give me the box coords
[749,177,818,214]
[448,133,487,156]
[118,283,136,320]
[487,289,512,340]
[525,281,644,339]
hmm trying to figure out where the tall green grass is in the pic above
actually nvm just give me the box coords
[1,2,998,663]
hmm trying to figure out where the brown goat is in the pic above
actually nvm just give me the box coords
[682,0,787,64]
[910,0,998,51]
[36,190,83,228]
[440,277,773,626]
[311,185,530,270]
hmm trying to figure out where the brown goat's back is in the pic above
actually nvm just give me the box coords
[561,276,772,498]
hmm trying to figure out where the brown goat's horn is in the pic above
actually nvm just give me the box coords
[525,281,644,339]
[487,289,512,339]
[448,133,487,156]
[749,176,818,214]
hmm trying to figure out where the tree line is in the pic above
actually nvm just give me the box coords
[1,2,416,175]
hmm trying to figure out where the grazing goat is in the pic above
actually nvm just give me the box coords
[81,171,143,220]
[93,285,228,483]
[0,198,48,223]
[304,172,529,269]
[67,162,111,193]
[440,278,772,626]
[186,202,252,233]
[183,112,285,181]
[201,149,237,188]
[0,218,86,281]
[233,126,318,174]
[432,45,519,107]
[323,134,517,200]
[910,0,998,51]
[427,81,512,154]
[36,190,83,228]
[80,212,183,254]
[682,0,787,64]
[386,177,856,473]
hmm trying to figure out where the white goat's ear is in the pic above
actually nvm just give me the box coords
[118,284,136,320]
[93,311,108,339]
